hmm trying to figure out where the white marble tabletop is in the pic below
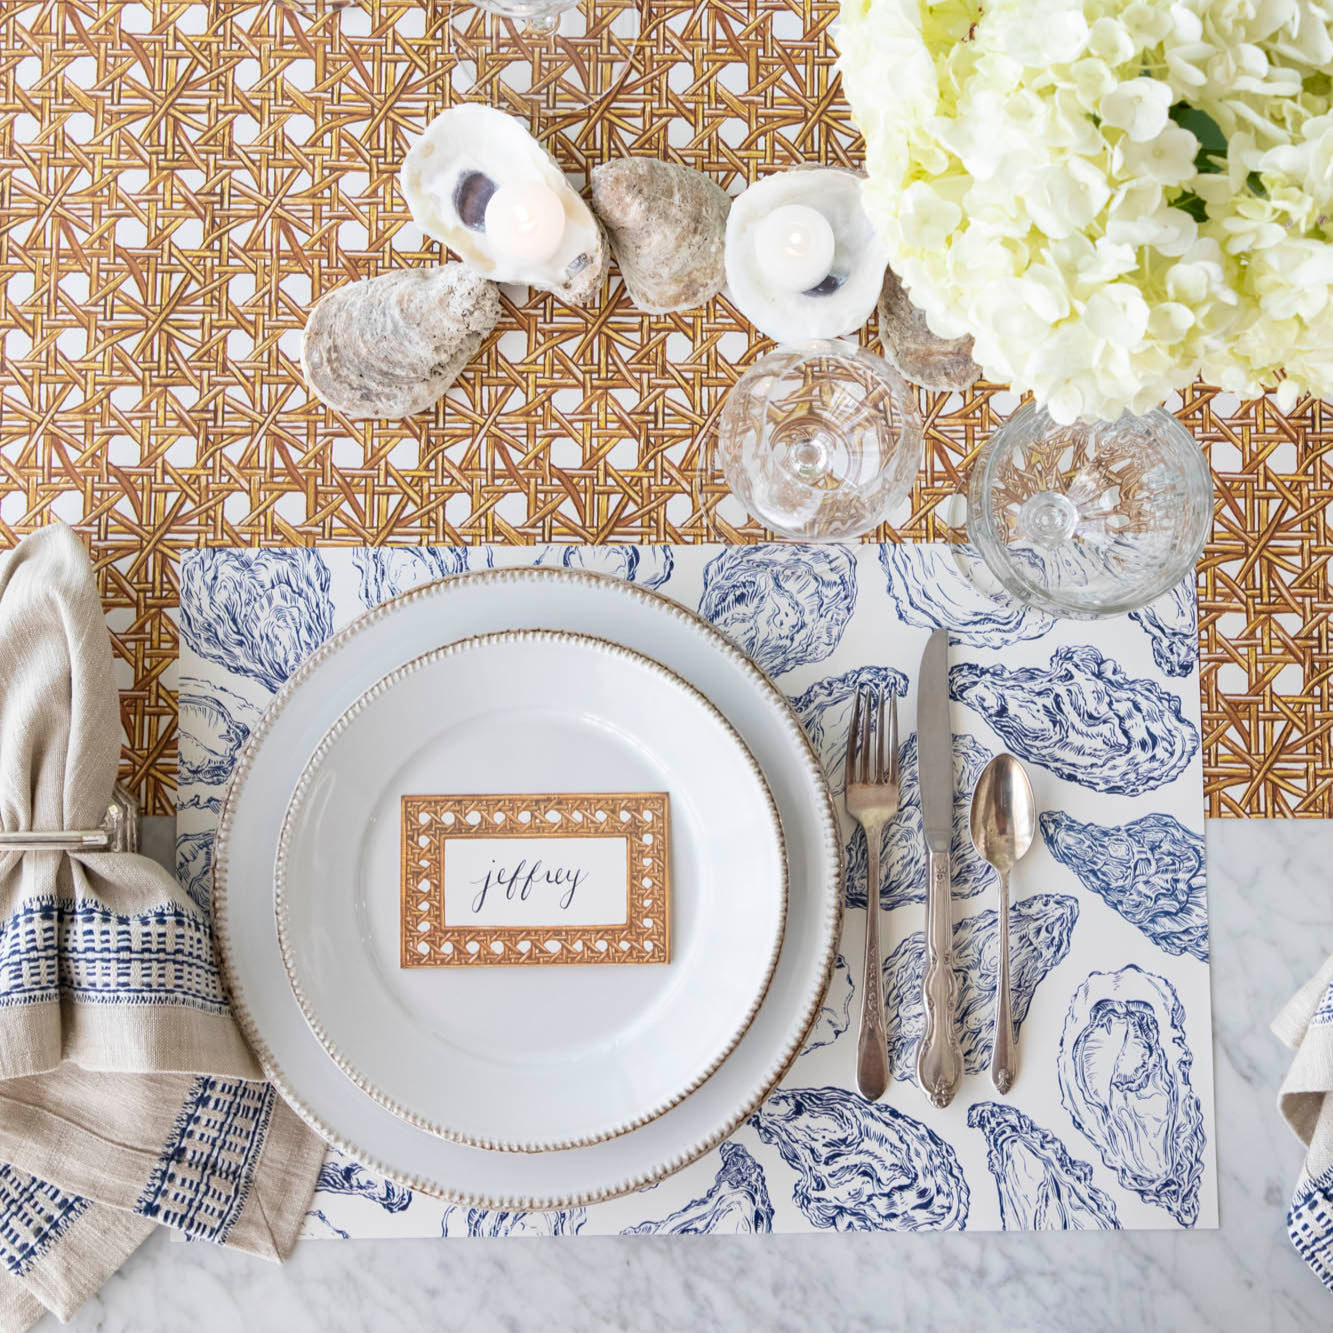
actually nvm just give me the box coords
[46,818,1333,1333]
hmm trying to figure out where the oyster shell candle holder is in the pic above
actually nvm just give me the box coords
[877,267,981,393]
[589,158,730,315]
[301,265,501,420]
[400,105,608,307]
[724,168,888,345]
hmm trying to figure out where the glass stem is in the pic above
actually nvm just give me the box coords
[522,14,560,36]
[1017,490,1079,548]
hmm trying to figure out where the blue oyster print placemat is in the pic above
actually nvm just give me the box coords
[177,544,1218,1237]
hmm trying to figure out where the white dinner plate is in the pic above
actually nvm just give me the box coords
[275,629,787,1153]
[214,567,840,1209]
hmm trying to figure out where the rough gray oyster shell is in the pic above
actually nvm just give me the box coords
[300,264,501,420]
[589,157,730,314]
[877,266,981,391]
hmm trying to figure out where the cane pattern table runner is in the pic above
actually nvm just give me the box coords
[177,543,1218,1236]
[0,0,1329,819]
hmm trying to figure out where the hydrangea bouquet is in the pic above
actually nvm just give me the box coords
[837,0,1333,422]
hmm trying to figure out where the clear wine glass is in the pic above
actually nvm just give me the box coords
[282,0,642,119]
[966,402,1214,617]
[446,0,643,122]
[710,340,923,541]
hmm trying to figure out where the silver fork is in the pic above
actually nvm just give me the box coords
[845,686,900,1101]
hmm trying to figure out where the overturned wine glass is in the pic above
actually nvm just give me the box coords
[965,403,1214,618]
[446,0,643,122]
[710,340,923,542]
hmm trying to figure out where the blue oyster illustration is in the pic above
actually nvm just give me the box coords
[443,1207,587,1237]
[622,1142,773,1234]
[353,546,484,607]
[967,1102,1120,1231]
[315,1153,413,1213]
[790,665,910,794]
[698,545,857,677]
[949,644,1199,796]
[305,1209,349,1238]
[532,544,674,588]
[878,543,1055,647]
[751,1086,968,1232]
[178,677,264,788]
[801,954,854,1056]
[179,550,334,693]
[1129,580,1197,678]
[1041,811,1208,962]
[882,893,1079,1083]
[844,733,994,910]
[175,830,214,912]
[1058,965,1206,1226]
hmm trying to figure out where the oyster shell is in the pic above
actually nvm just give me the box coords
[1057,964,1206,1226]
[300,264,501,420]
[967,1102,1121,1231]
[400,105,608,306]
[724,167,888,343]
[878,266,981,391]
[589,158,730,314]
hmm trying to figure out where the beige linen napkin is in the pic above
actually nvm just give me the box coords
[1274,953,1333,1293]
[0,525,325,1331]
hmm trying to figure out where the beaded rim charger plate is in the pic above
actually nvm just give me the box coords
[273,626,789,1154]
[213,567,840,1207]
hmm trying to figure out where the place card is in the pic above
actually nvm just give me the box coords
[401,792,671,968]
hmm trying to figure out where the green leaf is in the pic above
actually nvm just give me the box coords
[1161,105,1268,206]
[1169,103,1227,154]
[1170,190,1210,222]
[1169,102,1228,175]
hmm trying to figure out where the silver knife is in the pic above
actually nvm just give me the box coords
[916,628,963,1108]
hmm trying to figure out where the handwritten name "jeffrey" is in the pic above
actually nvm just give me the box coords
[470,858,589,915]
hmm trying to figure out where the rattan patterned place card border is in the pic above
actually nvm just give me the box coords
[401,791,671,968]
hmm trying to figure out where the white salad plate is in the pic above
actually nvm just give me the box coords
[214,567,840,1209]
[275,628,788,1153]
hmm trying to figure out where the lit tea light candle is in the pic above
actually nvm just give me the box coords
[752,203,836,293]
[484,181,567,266]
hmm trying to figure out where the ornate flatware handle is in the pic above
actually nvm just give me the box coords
[917,847,962,1108]
[856,820,889,1101]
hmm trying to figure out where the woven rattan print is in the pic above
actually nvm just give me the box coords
[0,1,1328,817]
[401,792,671,967]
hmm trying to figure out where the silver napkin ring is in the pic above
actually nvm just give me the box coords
[0,785,140,854]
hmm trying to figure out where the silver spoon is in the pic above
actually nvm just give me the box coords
[970,753,1037,1094]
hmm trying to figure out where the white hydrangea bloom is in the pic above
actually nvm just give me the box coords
[1100,77,1173,141]
[837,0,1333,421]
